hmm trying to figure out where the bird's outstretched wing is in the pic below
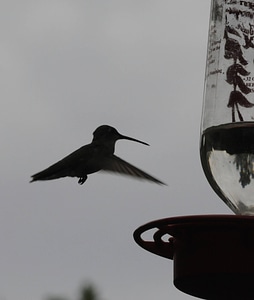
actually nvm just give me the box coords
[102,155,166,185]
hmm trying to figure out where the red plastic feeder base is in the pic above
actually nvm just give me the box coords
[133,215,254,300]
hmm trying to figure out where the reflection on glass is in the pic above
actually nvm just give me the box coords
[201,122,254,214]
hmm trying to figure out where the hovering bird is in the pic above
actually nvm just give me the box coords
[30,125,165,185]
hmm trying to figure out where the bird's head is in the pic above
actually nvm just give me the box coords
[92,125,149,146]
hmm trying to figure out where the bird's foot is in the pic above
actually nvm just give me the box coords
[78,176,87,185]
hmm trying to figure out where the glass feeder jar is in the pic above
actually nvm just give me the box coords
[200,0,254,215]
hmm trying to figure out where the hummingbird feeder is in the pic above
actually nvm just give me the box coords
[134,0,254,299]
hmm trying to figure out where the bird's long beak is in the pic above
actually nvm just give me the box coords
[118,134,149,146]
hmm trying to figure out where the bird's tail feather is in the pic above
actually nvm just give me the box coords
[30,161,70,182]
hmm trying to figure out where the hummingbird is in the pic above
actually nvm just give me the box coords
[30,125,165,185]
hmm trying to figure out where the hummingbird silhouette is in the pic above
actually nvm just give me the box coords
[30,125,165,185]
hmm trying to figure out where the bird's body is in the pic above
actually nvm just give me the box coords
[30,125,165,185]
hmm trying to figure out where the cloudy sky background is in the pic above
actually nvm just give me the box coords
[1,1,232,300]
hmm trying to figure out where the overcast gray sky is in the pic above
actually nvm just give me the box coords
[1,1,232,300]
